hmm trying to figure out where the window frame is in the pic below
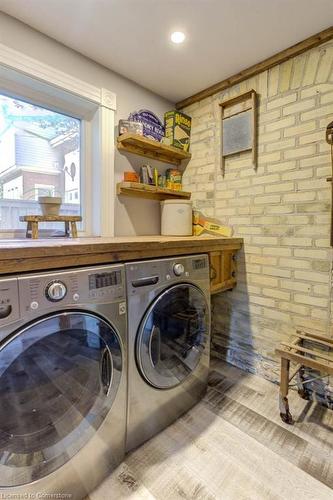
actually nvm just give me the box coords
[0,42,117,238]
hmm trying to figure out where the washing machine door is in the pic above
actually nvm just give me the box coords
[0,311,122,487]
[136,283,209,389]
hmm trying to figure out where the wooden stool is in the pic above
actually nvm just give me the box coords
[275,329,333,424]
[19,215,82,239]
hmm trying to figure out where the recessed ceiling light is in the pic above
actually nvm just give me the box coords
[171,31,186,44]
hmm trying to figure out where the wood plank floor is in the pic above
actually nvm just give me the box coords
[89,360,333,500]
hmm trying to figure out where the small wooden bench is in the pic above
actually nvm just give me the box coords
[276,329,333,424]
[19,215,82,239]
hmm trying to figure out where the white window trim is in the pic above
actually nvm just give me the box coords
[0,42,117,238]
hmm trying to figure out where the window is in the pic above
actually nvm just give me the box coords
[0,94,81,231]
[0,45,116,237]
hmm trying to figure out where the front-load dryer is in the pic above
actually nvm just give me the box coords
[125,254,211,452]
[0,264,127,499]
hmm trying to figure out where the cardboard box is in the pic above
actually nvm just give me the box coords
[164,110,191,152]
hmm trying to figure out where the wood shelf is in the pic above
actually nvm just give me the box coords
[117,182,191,201]
[117,133,191,166]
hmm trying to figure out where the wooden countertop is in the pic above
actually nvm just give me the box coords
[0,235,242,275]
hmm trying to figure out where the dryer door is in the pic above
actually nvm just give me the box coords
[0,311,122,487]
[136,284,209,389]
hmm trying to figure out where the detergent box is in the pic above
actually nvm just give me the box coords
[164,110,191,152]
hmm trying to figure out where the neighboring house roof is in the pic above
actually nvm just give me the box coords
[0,95,79,183]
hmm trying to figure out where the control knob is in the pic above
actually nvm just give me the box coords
[46,281,67,302]
[173,263,185,276]
[0,304,12,319]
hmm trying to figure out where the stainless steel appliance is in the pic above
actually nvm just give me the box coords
[0,264,127,499]
[125,254,211,452]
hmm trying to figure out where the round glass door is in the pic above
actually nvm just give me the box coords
[0,311,122,487]
[136,284,209,389]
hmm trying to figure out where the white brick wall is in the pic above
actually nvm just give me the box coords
[182,41,333,382]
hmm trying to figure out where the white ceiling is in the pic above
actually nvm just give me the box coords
[0,0,333,103]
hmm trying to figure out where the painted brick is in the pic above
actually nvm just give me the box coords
[265,138,296,152]
[290,55,306,89]
[258,130,281,144]
[262,266,291,278]
[262,288,291,301]
[279,258,311,270]
[266,160,296,173]
[254,194,281,205]
[186,41,333,401]
[284,120,316,137]
[263,247,292,257]
[283,192,316,203]
[281,168,313,181]
[250,296,276,308]
[262,307,290,323]
[301,83,333,99]
[302,50,320,86]
[278,302,310,316]
[282,98,315,116]
[321,91,333,104]
[311,309,328,320]
[280,237,312,247]
[294,270,328,283]
[265,116,296,132]
[313,284,329,295]
[316,48,333,83]
[312,260,330,272]
[300,154,329,167]
[265,182,294,193]
[251,236,279,245]
[279,60,293,92]
[258,151,282,165]
[299,131,326,145]
[294,294,328,308]
[284,145,316,159]
[294,248,328,259]
[252,173,280,185]
[300,104,333,121]
[251,255,278,266]
[249,275,279,288]
[280,280,311,292]
[268,65,279,96]
[266,93,297,110]
[282,215,312,225]
[265,205,294,214]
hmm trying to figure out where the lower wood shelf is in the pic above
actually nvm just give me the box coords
[117,182,191,201]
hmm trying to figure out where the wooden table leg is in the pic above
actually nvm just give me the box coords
[65,221,70,237]
[296,366,310,400]
[279,357,293,424]
[31,222,39,239]
[70,221,78,238]
[26,221,32,238]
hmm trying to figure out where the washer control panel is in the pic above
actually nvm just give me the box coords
[0,278,20,326]
[18,264,125,314]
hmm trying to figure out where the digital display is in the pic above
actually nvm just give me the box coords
[89,271,122,290]
[192,258,206,270]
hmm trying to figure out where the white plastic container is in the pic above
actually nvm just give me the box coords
[161,200,193,236]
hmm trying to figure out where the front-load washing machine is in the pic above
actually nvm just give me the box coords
[125,254,211,452]
[0,264,127,499]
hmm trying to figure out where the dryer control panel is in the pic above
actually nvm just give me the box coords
[126,254,209,295]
